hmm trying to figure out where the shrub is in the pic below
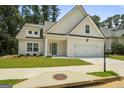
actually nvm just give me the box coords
[46,55,52,58]
[26,53,30,56]
[40,53,43,56]
[17,54,24,58]
[105,51,112,57]
[33,53,37,56]
[105,51,112,55]
[112,42,124,55]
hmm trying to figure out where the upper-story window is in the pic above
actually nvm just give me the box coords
[85,25,90,33]
[26,30,40,38]
[28,31,32,34]
[34,31,38,35]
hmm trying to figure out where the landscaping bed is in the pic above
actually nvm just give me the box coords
[0,56,91,68]
[87,71,119,77]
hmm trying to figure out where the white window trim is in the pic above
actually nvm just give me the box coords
[27,43,39,52]
[85,25,90,33]
[28,31,32,34]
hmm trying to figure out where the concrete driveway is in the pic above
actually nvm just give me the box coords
[0,58,124,80]
[81,58,124,76]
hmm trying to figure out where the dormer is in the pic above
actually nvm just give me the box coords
[16,23,43,39]
[26,30,40,38]
[16,21,55,39]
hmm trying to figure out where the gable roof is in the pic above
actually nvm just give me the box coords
[100,27,124,38]
[67,15,105,38]
[46,5,88,34]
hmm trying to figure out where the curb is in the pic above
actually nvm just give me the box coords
[41,76,123,88]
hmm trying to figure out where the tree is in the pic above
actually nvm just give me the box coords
[112,42,124,55]
[41,5,49,24]
[50,5,60,22]
[20,5,60,24]
[21,5,32,23]
[0,6,23,55]
[105,17,113,28]
[31,5,42,24]
[112,14,120,26]
[0,5,23,37]
[92,15,101,27]
[121,14,124,29]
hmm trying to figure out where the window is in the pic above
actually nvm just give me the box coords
[28,31,32,34]
[85,25,90,33]
[34,31,38,35]
[33,43,38,52]
[27,43,32,51]
[27,43,38,52]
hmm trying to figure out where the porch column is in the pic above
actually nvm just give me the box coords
[44,37,48,56]
[66,36,69,57]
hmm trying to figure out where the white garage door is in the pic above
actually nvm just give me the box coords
[74,44,99,57]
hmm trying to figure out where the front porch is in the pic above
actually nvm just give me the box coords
[44,35,68,56]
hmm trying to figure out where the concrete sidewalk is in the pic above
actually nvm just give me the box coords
[13,70,102,88]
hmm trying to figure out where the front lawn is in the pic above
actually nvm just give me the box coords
[87,71,119,77]
[0,57,91,68]
[109,55,124,61]
[0,79,26,86]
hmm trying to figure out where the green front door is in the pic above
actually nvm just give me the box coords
[52,43,57,55]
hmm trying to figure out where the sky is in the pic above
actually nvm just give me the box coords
[58,5,124,21]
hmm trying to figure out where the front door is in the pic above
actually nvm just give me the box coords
[52,43,57,55]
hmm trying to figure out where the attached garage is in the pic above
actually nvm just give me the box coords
[74,44,99,57]
[67,37,104,57]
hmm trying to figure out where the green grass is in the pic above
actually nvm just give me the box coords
[87,71,119,77]
[0,79,26,85]
[109,55,124,61]
[0,57,91,68]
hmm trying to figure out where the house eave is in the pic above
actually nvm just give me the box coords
[69,34,104,39]
[47,33,67,36]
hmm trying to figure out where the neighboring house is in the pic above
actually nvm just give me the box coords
[100,27,124,52]
[16,5,105,57]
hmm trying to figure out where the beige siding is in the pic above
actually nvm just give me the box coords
[18,39,44,55]
[47,7,86,34]
[70,16,104,38]
[67,36,104,57]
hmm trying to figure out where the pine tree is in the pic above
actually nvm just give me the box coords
[41,5,49,24]
[92,15,101,27]
[51,5,60,22]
